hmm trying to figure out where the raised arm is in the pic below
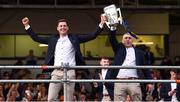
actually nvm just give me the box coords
[22,17,49,44]
[108,29,120,53]
[77,14,106,43]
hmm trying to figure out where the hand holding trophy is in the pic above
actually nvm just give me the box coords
[103,4,123,28]
[103,4,138,39]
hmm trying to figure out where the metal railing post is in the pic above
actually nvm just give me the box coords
[62,63,69,101]
[63,68,67,101]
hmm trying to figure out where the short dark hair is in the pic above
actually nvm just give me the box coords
[170,69,177,73]
[57,19,67,23]
[101,56,109,60]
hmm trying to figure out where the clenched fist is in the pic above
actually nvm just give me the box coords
[22,17,30,27]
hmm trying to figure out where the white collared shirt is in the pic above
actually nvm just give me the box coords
[54,35,76,66]
[102,69,108,80]
[117,47,138,78]
[101,69,109,94]
[171,83,178,102]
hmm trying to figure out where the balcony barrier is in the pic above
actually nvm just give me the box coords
[0,65,180,101]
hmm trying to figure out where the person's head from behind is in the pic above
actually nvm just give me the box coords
[57,19,69,36]
[3,71,11,79]
[100,57,110,66]
[29,49,34,56]
[122,32,136,48]
[177,71,180,79]
[175,56,180,62]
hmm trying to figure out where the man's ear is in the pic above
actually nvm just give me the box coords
[57,26,59,31]
[67,26,69,31]
[122,39,124,44]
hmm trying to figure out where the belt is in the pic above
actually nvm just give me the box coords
[103,94,109,96]
[117,77,138,80]
[56,69,74,71]
[56,68,63,71]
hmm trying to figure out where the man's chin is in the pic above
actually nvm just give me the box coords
[60,32,67,35]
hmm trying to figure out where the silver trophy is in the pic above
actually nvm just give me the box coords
[103,4,123,28]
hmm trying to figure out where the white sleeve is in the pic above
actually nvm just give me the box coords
[25,25,30,30]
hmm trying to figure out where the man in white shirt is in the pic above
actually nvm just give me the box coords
[93,57,114,101]
[107,28,153,101]
[22,15,105,101]
[160,69,179,101]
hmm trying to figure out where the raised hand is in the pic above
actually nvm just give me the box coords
[22,17,30,27]
[100,14,107,27]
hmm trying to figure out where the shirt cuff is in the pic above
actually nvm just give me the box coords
[99,23,103,29]
[25,25,30,30]
[110,26,117,31]
[168,91,171,96]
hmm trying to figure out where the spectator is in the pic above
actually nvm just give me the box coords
[161,56,173,66]
[174,56,180,66]
[21,83,34,101]
[79,92,87,102]
[2,71,12,100]
[36,83,47,101]
[176,71,180,101]
[14,59,24,65]
[160,69,180,101]
[6,83,21,101]
[13,59,24,79]
[25,49,37,65]
[145,46,155,65]
[160,55,173,79]
[2,71,11,79]
[0,84,5,101]
[151,69,162,101]
[93,57,114,101]
[86,51,93,58]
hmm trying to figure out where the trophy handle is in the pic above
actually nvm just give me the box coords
[117,8,123,24]
[105,21,111,28]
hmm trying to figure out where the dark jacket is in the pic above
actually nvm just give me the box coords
[160,82,180,101]
[93,69,114,101]
[108,30,152,100]
[177,84,180,101]
[108,30,152,80]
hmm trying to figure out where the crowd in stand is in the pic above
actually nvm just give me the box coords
[0,47,180,101]
[0,72,48,101]
[0,55,180,101]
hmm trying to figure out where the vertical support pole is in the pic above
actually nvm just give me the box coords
[63,64,68,101]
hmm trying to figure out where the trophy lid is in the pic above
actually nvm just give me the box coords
[103,4,116,12]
